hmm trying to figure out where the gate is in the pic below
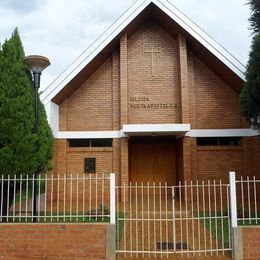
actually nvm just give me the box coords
[116,181,232,258]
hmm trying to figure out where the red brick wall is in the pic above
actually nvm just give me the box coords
[193,137,260,182]
[53,19,260,186]
[243,227,260,259]
[193,56,243,129]
[0,224,108,259]
[66,148,113,175]
[128,22,180,124]
[59,57,113,131]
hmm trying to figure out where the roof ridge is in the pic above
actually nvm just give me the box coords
[41,0,245,105]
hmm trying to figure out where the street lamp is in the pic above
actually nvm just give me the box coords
[25,55,50,222]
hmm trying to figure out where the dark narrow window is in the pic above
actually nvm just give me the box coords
[197,137,218,146]
[91,139,113,147]
[68,139,112,147]
[84,158,96,173]
[219,137,241,146]
[197,137,242,146]
[68,139,90,147]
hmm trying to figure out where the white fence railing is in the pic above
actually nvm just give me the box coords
[0,173,116,223]
[0,171,258,257]
[116,181,232,258]
[229,172,260,226]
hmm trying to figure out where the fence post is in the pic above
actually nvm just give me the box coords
[110,173,116,224]
[229,171,238,228]
[229,171,238,260]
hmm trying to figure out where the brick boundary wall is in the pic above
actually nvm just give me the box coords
[233,226,260,260]
[0,223,115,260]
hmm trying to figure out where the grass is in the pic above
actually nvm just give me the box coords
[116,213,125,246]
[198,211,230,248]
[198,211,260,248]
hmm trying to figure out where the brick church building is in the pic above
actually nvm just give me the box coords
[41,0,259,185]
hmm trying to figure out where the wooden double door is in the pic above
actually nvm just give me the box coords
[129,136,177,185]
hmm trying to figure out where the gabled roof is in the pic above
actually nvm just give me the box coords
[41,0,246,105]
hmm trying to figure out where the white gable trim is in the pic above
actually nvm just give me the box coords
[41,0,246,105]
[41,0,152,105]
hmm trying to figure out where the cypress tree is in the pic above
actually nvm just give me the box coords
[239,1,260,129]
[0,28,53,221]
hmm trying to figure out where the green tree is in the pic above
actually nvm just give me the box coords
[248,0,260,34]
[239,1,260,129]
[0,28,53,221]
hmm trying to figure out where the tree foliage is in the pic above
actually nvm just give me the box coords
[248,0,260,34]
[239,1,260,129]
[0,28,53,177]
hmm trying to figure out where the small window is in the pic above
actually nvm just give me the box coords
[91,139,113,147]
[68,139,112,148]
[219,137,241,146]
[197,137,241,146]
[84,158,96,173]
[197,137,218,146]
[69,139,90,147]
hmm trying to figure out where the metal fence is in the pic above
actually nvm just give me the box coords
[229,172,260,227]
[116,181,232,258]
[0,171,259,257]
[0,173,116,223]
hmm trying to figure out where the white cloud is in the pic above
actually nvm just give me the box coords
[0,0,252,90]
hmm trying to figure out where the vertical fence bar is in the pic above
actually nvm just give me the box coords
[0,175,3,222]
[101,174,104,221]
[76,174,79,222]
[82,174,85,221]
[44,175,47,222]
[229,171,237,228]
[13,175,16,222]
[95,174,98,221]
[19,175,22,222]
[38,175,41,221]
[7,175,10,222]
[57,174,60,221]
[63,174,66,222]
[110,173,116,224]
[31,174,34,221]
[25,175,28,222]
[229,171,237,260]
[141,182,144,258]
[135,182,138,258]
[147,182,150,258]
[247,176,251,224]
[241,176,245,224]
[123,183,126,256]
[253,176,258,224]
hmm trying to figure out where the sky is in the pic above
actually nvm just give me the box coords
[0,0,253,91]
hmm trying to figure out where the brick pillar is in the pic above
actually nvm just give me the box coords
[48,139,67,203]
[54,139,67,175]
[59,99,68,131]
[120,33,128,127]
[112,50,120,131]
[120,33,129,188]
[120,138,129,185]
[112,139,121,186]
[112,50,121,187]
[120,137,129,202]
[178,34,191,181]
[178,33,189,123]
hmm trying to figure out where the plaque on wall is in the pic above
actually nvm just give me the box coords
[84,158,96,174]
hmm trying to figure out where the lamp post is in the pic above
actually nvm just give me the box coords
[24,55,50,222]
